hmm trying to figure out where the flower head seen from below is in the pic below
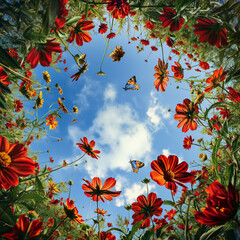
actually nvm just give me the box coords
[195,181,239,226]
[0,66,11,86]
[171,62,184,80]
[205,67,227,92]
[106,32,116,39]
[14,99,23,112]
[2,214,43,239]
[26,39,62,69]
[76,137,100,159]
[98,23,108,34]
[150,155,192,191]
[71,62,88,81]
[58,98,69,114]
[46,114,58,130]
[0,136,36,189]
[96,70,106,76]
[64,198,84,224]
[43,71,51,84]
[106,0,130,19]
[159,7,184,32]
[194,18,228,48]
[82,177,121,202]
[100,231,116,240]
[36,91,44,109]
[107,46,125,62]
[67,19,94,46]
[72,106,79,113]
[153,58,169,92]
[94,208,107,216]
[132,192,163,228]
[174,98,199,132]
[183,136,194,150]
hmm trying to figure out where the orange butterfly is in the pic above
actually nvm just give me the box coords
[123,76,140,91]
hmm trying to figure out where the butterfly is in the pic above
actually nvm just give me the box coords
[130,160,145,173]
[123,76,140,91]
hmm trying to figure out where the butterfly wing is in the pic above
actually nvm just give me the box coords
[124,76,140,90]
[130,160,145,173]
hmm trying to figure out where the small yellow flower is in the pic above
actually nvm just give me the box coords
[58,98,68,114]
[58,87,63,95]
[48,180,61,193]
[36,91,44,108]
[108,46,125,62]
[46,114,58,130]
[96,71,106,76]
[73,106,78,113]
[43,71,51,84]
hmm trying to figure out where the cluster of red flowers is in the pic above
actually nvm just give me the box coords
[106,0,130,19]
[55,0,68,29]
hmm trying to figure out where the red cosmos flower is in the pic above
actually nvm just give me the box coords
[183,136,194,150]
[26,39,62,69]
[64,198,84,224]
[216,107,230,120]
[94,208,107,216]
[195,181,239,226]
[171,62,184,79]
[166,37,174,47]
[13,99,23,112]
[2,214,43,239]
[140,39,149,46]
[100,231,116,240]
[205,67,227,92]
[145,21,155,30]
[153,58,169,92]
[199,61,210,70]
[132,192,163,228]
[106,0,130,19]
[107,222,113,227]
[76,137,100,159]
[82,177,121,202]
[55,0,68,29]
[211,115,222,131]
[67,19,94,46]
[172,49,180,55]
[150,155,192,191]
[106,32,116,39]
[193,18,228,48]
[187,54,193,59]
[98,23,108,34]
[0,67,11,86]
[174,98,199,132]
[165,209,176,220]
[159,8,184,32]
[227,87,240,103]
[0,136,36,189]
[151,46,158,51]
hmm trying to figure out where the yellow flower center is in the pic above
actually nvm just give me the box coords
[0,152,12,168]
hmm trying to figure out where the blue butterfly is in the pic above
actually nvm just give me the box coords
[123,76,140,91]
[130,160,145,173]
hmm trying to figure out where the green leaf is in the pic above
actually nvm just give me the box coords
[162,200,175,207]
[106,227,126,236]
[0,204,16,227]
[225,229,237,240]
[140,227,154,240]
[0,93,7,109]
[225,163,234,186]
[65,16,82,25]
[143,10,161,22]
[20,85,30,99]
[35,175,45,195]
[0,81,11,94]
[200,223,234,240]
[23,27,47,43]
[42,0,59,35]
[125,221,144,240]
[175,0,194,11]
[0,46,21,69]
[18,192,46,202]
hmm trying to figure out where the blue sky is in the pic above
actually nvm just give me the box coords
[30,26,210,229]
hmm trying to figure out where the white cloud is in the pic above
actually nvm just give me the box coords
[68,85,152,178]
[104,84,116,101]
[146,90,170,131]
[161,149,183,163]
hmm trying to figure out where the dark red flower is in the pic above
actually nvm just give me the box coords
[199,60,210,70]
[132,192,163,228]
[216,107,230,120]
[166,37,174,47]
[100,231,116,240]
[2,214,43,239]
[145,21,155,30]
[67,19,94,46]
[55,0,68,29]
[140,39,149,46]
[172,49,180,55]
[76,137,100,159]
[26,39,62,69]
[171,62,184,79]
[150,155,192,191]
[0,66,11,86]
[106,0,130,19]
[98,23,108,34]
[13,99,23,112]
[205,67,227,92]
[183,136,194,150]
[174,98,199,132]
[64,198,84,224]
[165,209,176,220]
[159,8,184,32]
[107,32,116,39]
[82,177,121,202]
[151,46,158,51]
[0,136,36,189]
[227,87,240,103]
[211,115,222,131]
[195,181,239,226]
[193,18,228,48]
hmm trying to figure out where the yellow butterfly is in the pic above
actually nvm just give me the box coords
[123,76,140,91]
[130,160,145,173]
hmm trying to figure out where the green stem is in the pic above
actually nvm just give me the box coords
[184,198,192,240]
[47,216,67,240]
[97,199,100,239]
